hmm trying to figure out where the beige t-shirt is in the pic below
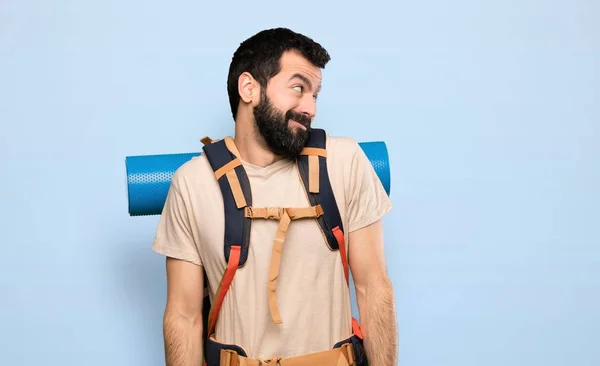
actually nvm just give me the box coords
[152,134,392,359]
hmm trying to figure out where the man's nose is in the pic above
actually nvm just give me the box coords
[297,95,316,119]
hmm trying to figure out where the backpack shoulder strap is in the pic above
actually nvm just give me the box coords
[297,128,344,251]
[297,129,362,338]
[201,136,252,267]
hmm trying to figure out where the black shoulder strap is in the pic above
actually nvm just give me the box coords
[202,138,252,267]
[297,128,344,251]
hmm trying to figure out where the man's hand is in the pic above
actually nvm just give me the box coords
[163,257,205,366]
[349,220,398,365]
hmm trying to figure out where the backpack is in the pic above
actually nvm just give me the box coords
[199,128,366,364]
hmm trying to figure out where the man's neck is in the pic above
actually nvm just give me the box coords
[233,117,286,168]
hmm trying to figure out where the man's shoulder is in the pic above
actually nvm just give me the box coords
[325,133,360,152]
[170,153,216,192]
[324,133,363,167]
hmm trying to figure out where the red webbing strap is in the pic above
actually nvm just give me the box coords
[352,317,364,339]
[332,226,364,340]
[332,226,349,285]
[207,245,241,338]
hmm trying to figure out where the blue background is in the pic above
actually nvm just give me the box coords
[1,1,598,365]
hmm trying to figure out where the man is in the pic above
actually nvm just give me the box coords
[152,27,397,365]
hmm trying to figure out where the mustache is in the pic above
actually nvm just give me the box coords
[285,110,311,128]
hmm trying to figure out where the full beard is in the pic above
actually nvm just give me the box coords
[253,92,311,158]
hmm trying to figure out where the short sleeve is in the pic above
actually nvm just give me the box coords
[151,173,202,266]
[346,141,393,233]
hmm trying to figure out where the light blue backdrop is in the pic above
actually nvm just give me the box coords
[1,1,598,365]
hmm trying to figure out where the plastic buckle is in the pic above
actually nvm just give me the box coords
[266,207,283,219]
[259,357,281,366]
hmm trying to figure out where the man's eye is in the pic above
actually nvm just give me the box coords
[293,86,303,93]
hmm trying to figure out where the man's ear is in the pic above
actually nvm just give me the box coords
[238,72,260,105]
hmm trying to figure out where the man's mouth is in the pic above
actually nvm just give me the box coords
[289,120,307,130]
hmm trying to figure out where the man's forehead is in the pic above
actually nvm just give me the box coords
[279,51,322,80]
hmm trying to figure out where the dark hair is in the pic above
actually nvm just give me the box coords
[226,27,331,120]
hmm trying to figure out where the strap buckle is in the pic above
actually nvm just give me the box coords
[259,358,281,366]
[265,207,283,219]
[245,206,284,220]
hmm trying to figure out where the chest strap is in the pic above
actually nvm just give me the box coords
[206,205,324,334]
[245,205,324,323]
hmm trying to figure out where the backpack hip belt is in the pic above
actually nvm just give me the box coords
[212,340,358,366]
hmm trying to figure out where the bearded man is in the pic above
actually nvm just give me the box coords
[152,27,397,366]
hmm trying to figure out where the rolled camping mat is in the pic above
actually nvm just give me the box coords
[125,141,391,216]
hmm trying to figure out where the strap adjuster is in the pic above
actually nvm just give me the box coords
[259,357,281,366]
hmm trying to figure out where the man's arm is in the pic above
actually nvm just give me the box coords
[162,257,204,366]
[349,219,398,365]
